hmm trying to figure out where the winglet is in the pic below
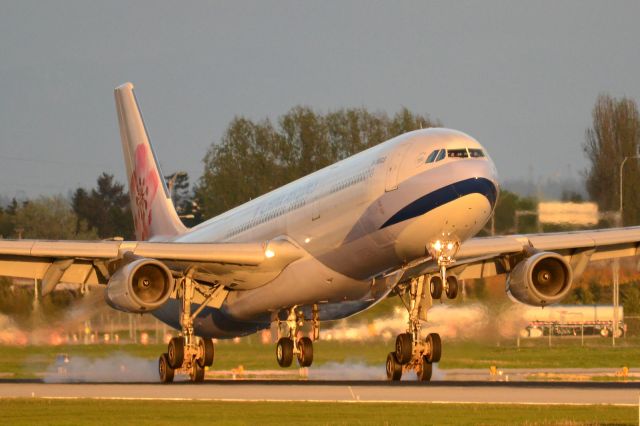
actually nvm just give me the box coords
[114,83,187,241]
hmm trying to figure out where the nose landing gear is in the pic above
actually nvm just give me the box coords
[430,271,459,300]
[275,304,319,368]
[428,238,460,301]
[158,274,216,383]
[387,273,452,382]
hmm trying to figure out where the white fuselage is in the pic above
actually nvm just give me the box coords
[154,128,499,337]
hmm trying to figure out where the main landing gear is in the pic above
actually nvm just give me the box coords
[159,274,216,383]
[275,304,319,368]
[387,267,458,381]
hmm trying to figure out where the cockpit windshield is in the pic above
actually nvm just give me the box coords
[447,149,468,158]
[426,147,486,164]
[469,148,485,158]
[425,150,439,163]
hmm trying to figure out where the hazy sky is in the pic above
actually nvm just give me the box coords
[1,1,639,199]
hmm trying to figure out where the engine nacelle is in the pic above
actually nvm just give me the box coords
[506,251,573,307]
[106,258,174,313]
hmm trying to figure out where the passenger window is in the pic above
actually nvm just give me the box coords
[435,149,446,162]
[448,149,468,158]
[425,150,439,163]
[469,149,485,158]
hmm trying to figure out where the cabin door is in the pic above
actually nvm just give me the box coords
[384,144,410,191]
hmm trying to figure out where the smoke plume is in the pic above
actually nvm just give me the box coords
[44,353,162,383]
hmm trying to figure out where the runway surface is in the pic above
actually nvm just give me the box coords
[0,380,638,405]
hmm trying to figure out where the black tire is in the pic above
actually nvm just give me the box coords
[167,337,185,369]
[395,333,413,364]
[446,275,458,299]
[297,337,314,367]
[276,337,294,367]
[386,352,403,381]
[191,361,205,383]
[158,353,174,384]
[197,338,215,368]
[417,357,433,382]
[426,333,442,363]
[430,276,443,299]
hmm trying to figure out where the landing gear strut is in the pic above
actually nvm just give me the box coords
[158,273,216,383]
[388,275,445,381]
[428,237,460,301]
[275,304,319,368]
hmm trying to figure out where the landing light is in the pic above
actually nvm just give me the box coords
[429,239,459,263]
[265,249,275,259]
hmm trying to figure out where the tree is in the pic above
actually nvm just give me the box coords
[165,172,191,211]
[196,107,439,218]
[72,173,133,239]
[12,196,97,240]
[0,205,14,238]
[490,190,538,234]
[584,94,640,225]
[164,172,204,227]
[621,282,640,315]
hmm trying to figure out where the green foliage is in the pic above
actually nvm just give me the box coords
[12,196,97,240]
[584,94,640,225]
[0,204,15,238]
[492,190,538,234]
[1,399,635,426]
[164,172,204,227]
[196,107,439,218]
[0,278,33,324]
[0,277,80,328]
[72,173,133,239]
[621,282,640,315]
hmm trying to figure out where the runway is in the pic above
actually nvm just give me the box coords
[0,380,638,405]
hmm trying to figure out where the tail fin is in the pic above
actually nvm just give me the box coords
[114,83,187,241]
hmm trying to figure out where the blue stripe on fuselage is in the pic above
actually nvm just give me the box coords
[380,177,497,229]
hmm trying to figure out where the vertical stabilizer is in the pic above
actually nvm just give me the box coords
[114,83,187,241]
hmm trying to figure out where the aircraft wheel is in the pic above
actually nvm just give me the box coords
[445,276,458,299]
[430,276,443,299]
[191,361,205,383]
[297,337,314,367]
[417,357,433,382]
[197,338,215,368]
[167,337,185,369]
[276,337,294,367]
[395,333,413,364]
[426,333,441,363]
[159,353,174,384]
[386,352,403,381]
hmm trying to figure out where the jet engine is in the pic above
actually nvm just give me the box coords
[506,251,573,307]
[106,258,174,313]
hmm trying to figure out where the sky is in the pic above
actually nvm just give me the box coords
[1,1,639,200]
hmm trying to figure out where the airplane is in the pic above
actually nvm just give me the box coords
[1,82,639,383]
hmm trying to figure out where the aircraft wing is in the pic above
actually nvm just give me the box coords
[0,239,304,293]
[401,226,640,282]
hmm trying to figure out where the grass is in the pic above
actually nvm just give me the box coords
[0,337,638,379]
[0,399,636,425]
[438,337,640,369]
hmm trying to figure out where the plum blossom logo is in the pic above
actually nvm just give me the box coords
[130,144,159,240]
